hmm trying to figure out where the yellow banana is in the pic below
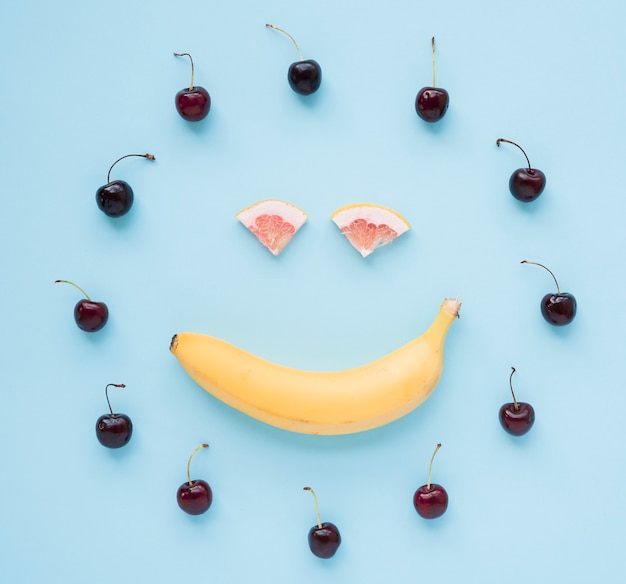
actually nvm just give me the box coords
[169,298,461,435]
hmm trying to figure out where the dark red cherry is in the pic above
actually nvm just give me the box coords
[304,487,341,558]
[174,53,211,121]
[541,293,577,326]
[96,153,155,217]
[55,280,109,332]
[177,479,213,515]
[413,484,449,519]
[497,139,546,202]
[522,260,577,326]
[413,443,448,519]
[415,37,449,123]
[96,180,133,217]
[416,87,449,122]
[177,444,212,515]
[288,60,322,95]
[96,383,133,448]
[509,168,547,202]
[267,24,322,96]
[499,367,535,436]
[308,522,341,558]
[175,86,211,121]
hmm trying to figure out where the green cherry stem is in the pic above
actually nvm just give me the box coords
[426,443,442,490]
[304,486,322,529]
[187,443,209,486]
[55,279,91,301]
[106,153,155,183]
[521,260,561,294]
[174,52,195,91]
[105,383,126,416]
[266,24,304,61]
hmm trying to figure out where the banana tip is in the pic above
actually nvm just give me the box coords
[442,298,462,317]
[170,334,178,353]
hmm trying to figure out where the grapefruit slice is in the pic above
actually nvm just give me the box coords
[236,199,308,256]
[330,203,411,257]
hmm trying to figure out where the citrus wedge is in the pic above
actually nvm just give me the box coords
[330,203,411,257]
[236,199,308,256]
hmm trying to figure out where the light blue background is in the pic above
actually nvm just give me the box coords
[1,1,625,582]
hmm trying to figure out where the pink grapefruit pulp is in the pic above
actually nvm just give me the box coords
[236,200,308,256]
[331,203,411,257]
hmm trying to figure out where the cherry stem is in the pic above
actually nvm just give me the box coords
[496,138,532,170]
[426,443,442,490]
[521,260,561,294]
[431,36,437,88]
[174,52,195,91]
[106,153,155,183]
[509,367,519,411]
[54,279,91,301]
[104,383,126,416]
[187,443,209,486]
[266,24,304,61]
[303,486,322,529]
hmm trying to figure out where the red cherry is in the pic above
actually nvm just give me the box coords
[96,153,155,217]
[521,260,577,326]
[55,280,108,332]
[304,487,341,558]
[499,367,535,436]
[173,53,211,121]
[413,443,448,519]
[415,37,449,123]
[177,444,212,515]
[496,139,546,202]
[266,24,322,96]
[96,383,133,448]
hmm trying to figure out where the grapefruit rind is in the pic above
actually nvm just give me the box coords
[330,203,411,257]
[236,199,308,256]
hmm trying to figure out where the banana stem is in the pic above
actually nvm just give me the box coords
[424,299,461,345]
[304,487,322,529]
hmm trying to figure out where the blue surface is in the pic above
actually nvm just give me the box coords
[1,1,625,582]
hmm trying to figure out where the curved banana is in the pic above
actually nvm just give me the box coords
[169,298,461,435]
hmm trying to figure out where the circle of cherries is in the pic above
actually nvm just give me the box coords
[53,25,576,549]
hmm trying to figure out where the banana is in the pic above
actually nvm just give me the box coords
[169,298,461,435]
